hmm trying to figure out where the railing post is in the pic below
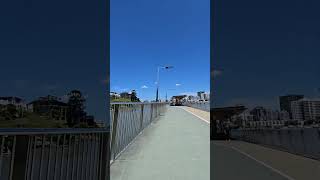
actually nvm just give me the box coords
[110,105,119,161]
[11,135,29,180]
[99,133,110,180]
[150,104,154,122]
[140,104,144,131]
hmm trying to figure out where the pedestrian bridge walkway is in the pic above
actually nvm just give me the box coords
[110,106,210,180]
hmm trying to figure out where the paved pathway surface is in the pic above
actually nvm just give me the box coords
[212,140,320,180]
[110,106,210,180]
[111,106,320,180]
[178,106,210,123]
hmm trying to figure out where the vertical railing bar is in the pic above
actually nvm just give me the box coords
[120,105,125,153]
[97,133,101,179]
[84,134,90,180]
[46,136,53,180]
[38,135,46,180]
[99,132,109,180]
[66,134,72,180]
[89,133,96,177]
[135,105,139,136]
[9,136,17,180]
[90,134,95,180]
[110,104,119,161]
[92,134,97,179]
[95,134,99,179]
[126,105,129,142]
[130,105,135,142]
[99,133,103,180]
[140,104,143,131]
[53,135,61,180]
[127,105,131,148]
[133,105,137,137]
[150,104,154,123]
[114,107,120,157]
[59,134,66,180]
[126,105,131,145]
[30,136,36,180]
[25,135,32,180]
[0,136,5,178]
[127,105,131,145]
[121,105,126,154]
[80,134,86,180]
[71,135,77,180]
[96,133,101,179]
[75,134,81,180]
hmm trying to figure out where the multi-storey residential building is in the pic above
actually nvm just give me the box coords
[203,92,210,101]
[291,98,320,122]
[110,92,121,99]
[279,110,290,120]
[279,95,304,119]
[231,110,254,127]
[250,106,267,121]
[27,95,69,121]
[197,91,205,100]
[0,96,26,110]
[265,109,280,121]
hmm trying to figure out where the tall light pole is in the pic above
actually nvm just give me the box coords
[156,66,173,102]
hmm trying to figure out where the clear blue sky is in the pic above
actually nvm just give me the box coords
[0,0,107,122]
[110,0,210,101]
[213,0,320,110]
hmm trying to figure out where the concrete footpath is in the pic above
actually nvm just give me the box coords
[212,140,320,180]
[178,106,210,123]
[111,105,320,180]
[110,106,210,180]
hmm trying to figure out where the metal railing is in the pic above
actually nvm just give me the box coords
[0,128,109,180]
[110,102,167,162]
[183,101,210,112]
[231,128,320,160]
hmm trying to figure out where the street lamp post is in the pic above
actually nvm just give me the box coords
[156,66,173,102]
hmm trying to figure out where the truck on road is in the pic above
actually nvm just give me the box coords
[170,95,186,106]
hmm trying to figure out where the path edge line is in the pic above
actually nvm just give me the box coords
[178,106,210,124]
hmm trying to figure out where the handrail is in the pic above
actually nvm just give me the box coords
[0,128,109,135]
[0,129,109,180]
[183,101,210,112]
[110,102,168,105]
[110,102,167,162]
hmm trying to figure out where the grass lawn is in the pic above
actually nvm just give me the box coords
[0,112,68,128]
[111,98,132,102]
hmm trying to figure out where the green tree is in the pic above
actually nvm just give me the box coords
[67,90,86,127]
[130,90,140,102]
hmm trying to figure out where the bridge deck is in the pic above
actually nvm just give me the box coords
[212,140,320,180]
[110,106,210,180]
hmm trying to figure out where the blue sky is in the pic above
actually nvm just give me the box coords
[213,0,320,109]
[110,0,210,101]
[0,0,108,122]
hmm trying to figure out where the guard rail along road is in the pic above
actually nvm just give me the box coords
[231,128,320,160]
[110,102,167,163]
[0,128,110,180]
[182,101,209,112]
